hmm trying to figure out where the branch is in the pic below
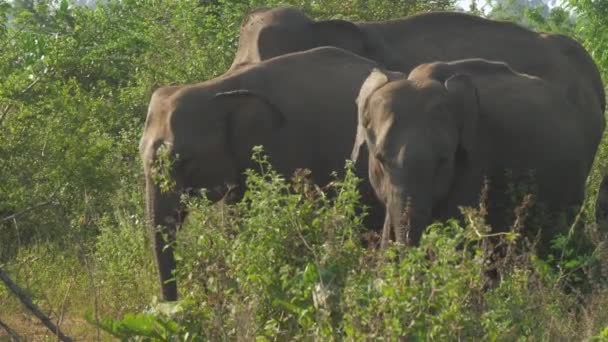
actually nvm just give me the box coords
[0,267,74,342]
[0,318,20,341]
[1,195,55,223]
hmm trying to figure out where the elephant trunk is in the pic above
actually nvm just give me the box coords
[145,171,182,301]
[388,182,433,246]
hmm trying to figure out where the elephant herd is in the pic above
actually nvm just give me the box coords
[139,7,606,301]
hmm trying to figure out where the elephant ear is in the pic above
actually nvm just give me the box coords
[213,90,286,163]
[350,68,390,162]
[444,74,480,157]
[312,20,367,55]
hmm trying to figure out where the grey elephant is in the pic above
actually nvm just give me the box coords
[140,47,395,301]
[351,60,600,249]
[231,8,604,129]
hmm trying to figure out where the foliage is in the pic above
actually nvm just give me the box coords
[91,154,608,340]
[88,153,485,339]
[568,0,608,228]
[172,149,366,339]
[570,0,608,81]
[298,0,454,20]
[89,303,193,341]
[486,0,576,35]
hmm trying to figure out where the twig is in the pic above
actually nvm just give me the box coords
[75,190,101,342]
[57,277,75,332]
[1,195,55,223]
[80,247,100,342]
[466,211,518,239]
[0,267,74,342]
[0,318,20,341]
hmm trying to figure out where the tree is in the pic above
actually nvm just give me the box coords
[486,0,576,35]
[570,0,608,81]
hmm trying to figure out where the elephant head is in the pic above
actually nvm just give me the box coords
[352,68,480,245]
[140,87,285,301]
[230,7,396,70]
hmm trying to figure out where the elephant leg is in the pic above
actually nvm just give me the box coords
[146,177,185,301]
[153,224,178,301]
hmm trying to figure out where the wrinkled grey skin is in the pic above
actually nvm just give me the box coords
[231,8,604,123]
[140,47,390,301]
[351,60,600,248]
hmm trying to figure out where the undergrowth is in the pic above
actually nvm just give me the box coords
[81,149,608,341]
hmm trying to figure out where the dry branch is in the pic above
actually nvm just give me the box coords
[0,267,74,342]
[0,318,20,341]
[1,195,55,223]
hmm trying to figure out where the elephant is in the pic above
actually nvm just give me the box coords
[350,60,601,250]
[230,7,605,134]
[140,47,396,301]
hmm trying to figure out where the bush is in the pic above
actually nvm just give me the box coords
[93,150,608,340]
